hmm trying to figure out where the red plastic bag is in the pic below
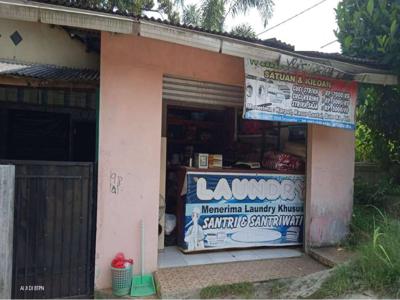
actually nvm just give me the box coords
[111,252,133,268]
[262,151,305,172]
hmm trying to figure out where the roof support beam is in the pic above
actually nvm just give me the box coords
[140,21,221,53]
[0,0,137,33]
[353,73,398,85]
[222,42,399,85]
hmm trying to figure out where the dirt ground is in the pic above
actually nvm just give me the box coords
[251,269,376,299]
[252,269,333,298]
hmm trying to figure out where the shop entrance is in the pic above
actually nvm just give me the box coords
[0,84,97,298]
[159,77,307,268]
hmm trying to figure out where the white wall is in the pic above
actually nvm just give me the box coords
[0,18,99,69]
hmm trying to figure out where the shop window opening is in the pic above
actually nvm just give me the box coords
[159,101,307,267]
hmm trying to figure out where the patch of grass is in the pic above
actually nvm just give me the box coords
[355,214,400,297]
[269,280,288,298]
[199,282,254,299]
[307,264,360,298]
[341,204,379,249]
[313,205,400,298]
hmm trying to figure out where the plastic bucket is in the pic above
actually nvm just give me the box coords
[111,265,133,296]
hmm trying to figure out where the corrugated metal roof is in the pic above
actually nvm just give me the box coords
[295,51,389,70]
[10,1,391,70]
[0,59,99,82]
[29,0,295,51]
[140,17,295,51]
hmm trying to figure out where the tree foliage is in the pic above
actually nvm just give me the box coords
[66,0,154,15]
[230,23,257,38]
[67,0,179,21]
[336,0,400,71]
[336,0,400,180]
[183,0,274,32]
[228,0,273,27]
[78,0,272,33]
[200,0,226,31]
[182,4,202,26]
[162,0,181,22]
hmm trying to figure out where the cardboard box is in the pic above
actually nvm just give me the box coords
[208,154,223,168]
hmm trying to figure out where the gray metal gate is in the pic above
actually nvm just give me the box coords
[162,76,244,107]
[1,160,96,299]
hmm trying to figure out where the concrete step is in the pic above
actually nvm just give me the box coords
[309,246,355,267]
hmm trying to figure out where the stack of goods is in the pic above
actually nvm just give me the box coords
[208,154,223,168]
[262,151,305,172]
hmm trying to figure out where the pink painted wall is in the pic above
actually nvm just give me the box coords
[305,124,355,247]
[97,33,243,289]
[98,32,356,290]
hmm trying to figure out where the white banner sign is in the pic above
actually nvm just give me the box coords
[243,58,358,130]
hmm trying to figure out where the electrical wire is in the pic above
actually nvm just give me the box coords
[256,0,330,36]
[320,39,338,49]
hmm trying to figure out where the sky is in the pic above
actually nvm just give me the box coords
[194,0,342,53]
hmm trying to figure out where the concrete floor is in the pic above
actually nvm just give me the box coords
[158,246,303,268]
[97,248,346,299]
[155,254,327,298]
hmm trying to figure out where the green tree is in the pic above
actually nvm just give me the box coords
[182,0,274,32]
[336,0,400,180]
[69,0,179,21]
[230,23,257,38]
[80,0,272,32]
[183,4,202,26]
[158,0,181,22]
[67,0,154,15]
[78,0,272,33]
[336,0,400,71]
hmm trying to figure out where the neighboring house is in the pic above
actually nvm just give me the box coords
[0,16,99,299]
[0,1,397,299]
[0,18,98,68]
[0,17,99,163]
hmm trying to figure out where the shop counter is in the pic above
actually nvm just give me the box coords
[174,167,306,252]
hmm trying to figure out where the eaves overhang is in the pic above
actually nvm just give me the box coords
[0,0,398,86]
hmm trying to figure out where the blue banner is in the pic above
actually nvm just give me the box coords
[181,172,305,252]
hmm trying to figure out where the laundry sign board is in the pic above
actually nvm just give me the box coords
[243,58,357,130]
[180,171,305,252]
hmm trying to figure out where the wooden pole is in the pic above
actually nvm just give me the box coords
[0,165,15,299]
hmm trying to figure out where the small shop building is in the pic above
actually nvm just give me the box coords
[0,1,398,298]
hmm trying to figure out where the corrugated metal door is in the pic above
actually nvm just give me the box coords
[1,160,96,299]
[162,76,244,107]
